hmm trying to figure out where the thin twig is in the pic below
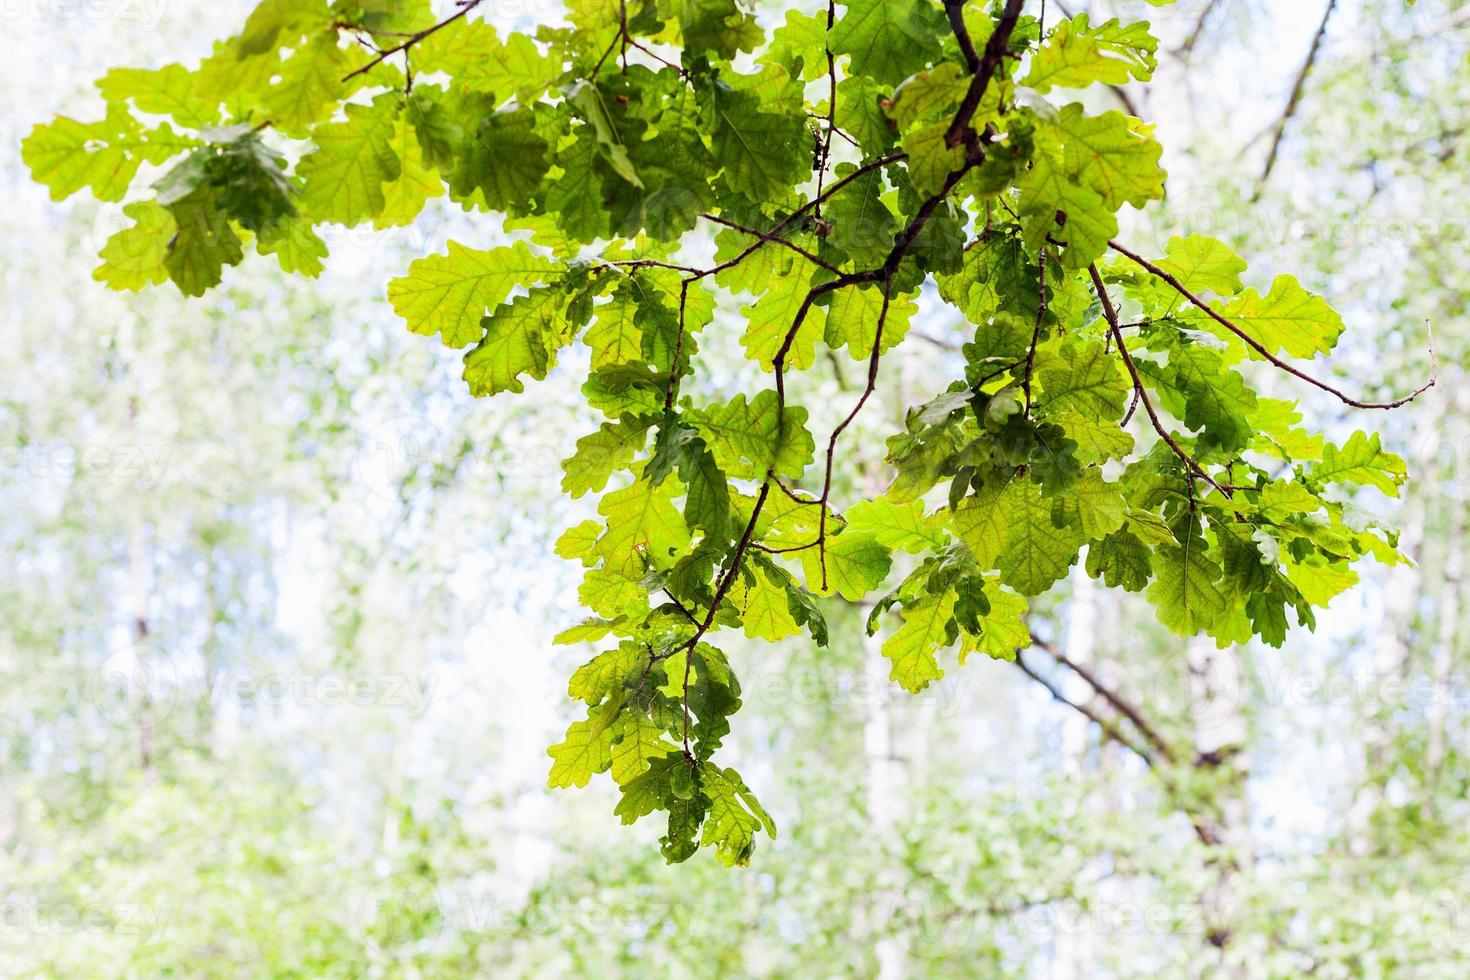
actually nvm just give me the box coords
[1032,637,1176,763]
[1177,0,1222,59]
[1089,263,1228,496]
[946,0,1026,152]
[1107,83,1141,119]
[1014,652,1157,767]
[1023,246,1047,414]
[944,0,982,72]
[660,2,1028,728]
[626,37,688,77]
[910,329,962,352]
[774,3,1028,576]
[664,280,690,411]
[694,153,906,288]
[817,274,895,588]
[664,590,700,625]
[342,0,485,82]
[606,257,703,275]
[1256,0,1338,192]
[699,213,843,275]
[1108,240,1438,409]
[814,0,839,219]
[773,478,823,507]
[1013,646,1226,848]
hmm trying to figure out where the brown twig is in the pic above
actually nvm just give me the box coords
[1256,0,1338,192]
[816,275,895,588]
[699,213,842,275]
[944,0,982,73]
[1108,240,1438,409]
[772,1,1028,577]
[1032,636,1176,763]
[664,280,691,412]
[814,0,839,219]
[342,0,485,82]
[1013,645,1226,847]
[1178,0,1222,59]
[626,37,689,78]
[946,0,1026,151]
[1023,246,1047,414]
[656,2,1029,736]
[1089,263,1228,496]
[1014,651,1157,767]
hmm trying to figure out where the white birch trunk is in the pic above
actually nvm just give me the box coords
[1426,505,1465,780]
[1188,633,1249,965]
[1053,569,1099,979]
[128,520,156,774]
[865,628,908,980]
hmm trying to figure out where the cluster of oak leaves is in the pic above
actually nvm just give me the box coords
[25,0,1412,865]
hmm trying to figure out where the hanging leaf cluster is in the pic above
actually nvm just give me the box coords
[26,0,1433,865]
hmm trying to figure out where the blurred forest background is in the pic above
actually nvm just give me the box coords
[2,0,1468,976]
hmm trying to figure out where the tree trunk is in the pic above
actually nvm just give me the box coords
[1345,494,1425,850]
[1053,569,1099,979]
[129,520,156,775]
[1188,634,1250,965]
[864,627,908,980]
[1426,502,1465,783]
[198,547,219,756]
[1425,377,1470,788]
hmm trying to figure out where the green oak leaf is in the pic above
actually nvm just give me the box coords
[463,286,577,396]
[94,202,175,291]
[698,764,775,867]
[163,187,245,296]
[1221,275,1346,360]
[1155,234,1247,296]
[687,391,815,480]
[710,86,807,201]
[1309,431,1406,497]
[830,0,946,85]
[1147,534,1227,636]
[846,497,947,553]
[562,419,654,498]
[297,97,402,225]
[444,104,550,212]
[24,106,194,203]
[800,531,893,600]
[388,240,559,348]
[547,697,624,788]
[883,589,957,694]
[96,63,221,129]
[1025,14,1158,94]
